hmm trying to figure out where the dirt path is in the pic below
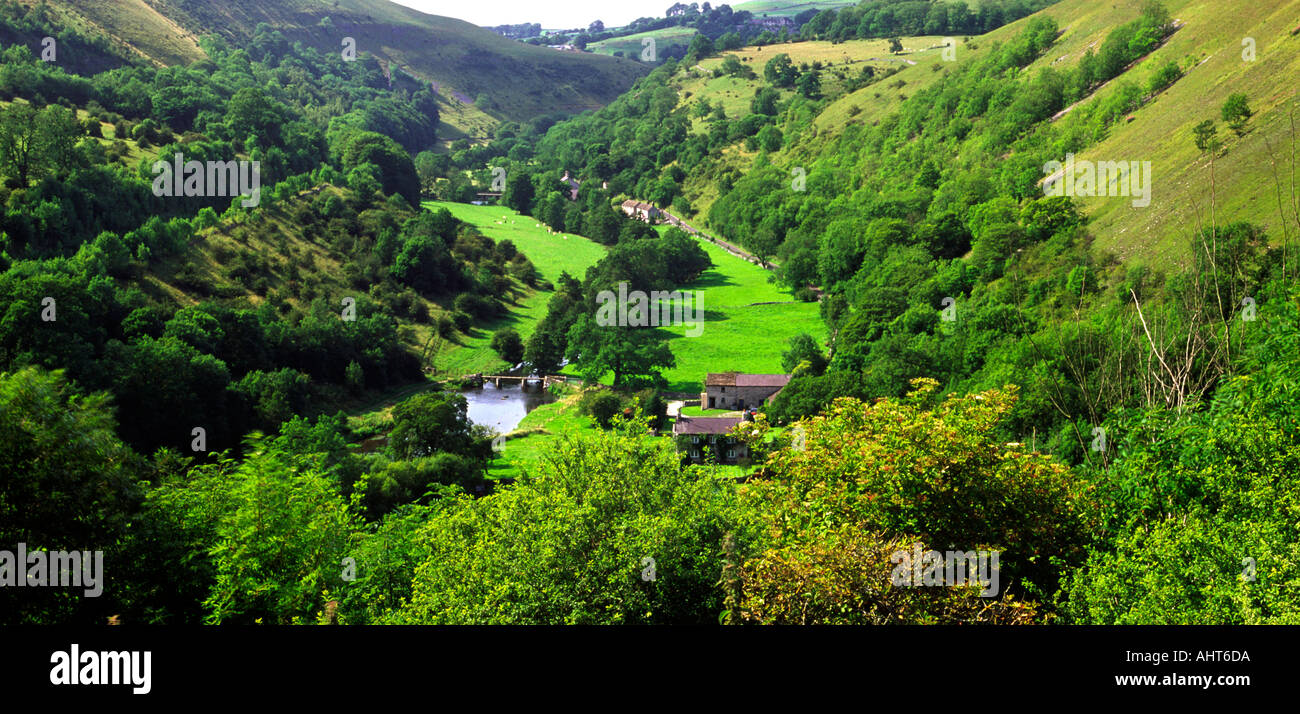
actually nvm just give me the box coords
[649,206,781,271]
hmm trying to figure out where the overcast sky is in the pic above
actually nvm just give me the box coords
[392,1,675,29]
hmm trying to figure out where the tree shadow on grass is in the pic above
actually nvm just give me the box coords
[687,269,737,291]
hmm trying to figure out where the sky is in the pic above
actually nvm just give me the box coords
[391,1,677,29]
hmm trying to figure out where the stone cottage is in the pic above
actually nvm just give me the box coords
[700,372,790,411]
[672,416,749,464]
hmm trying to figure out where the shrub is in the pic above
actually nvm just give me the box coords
[489,328,524,364]
[579,390,623,428]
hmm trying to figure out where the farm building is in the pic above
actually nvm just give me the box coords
[700,372,790,411]
[620,199,662,222]
[672,416,749,464]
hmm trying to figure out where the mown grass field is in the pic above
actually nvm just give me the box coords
[486,388,597,479]
[652,227,825,392]
[588,26,699,60]
[455,212,826,477]
[421,201,823,393]
[732,0,855,17]
[421,201,608,376]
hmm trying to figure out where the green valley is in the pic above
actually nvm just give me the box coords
[5,0,1300,647]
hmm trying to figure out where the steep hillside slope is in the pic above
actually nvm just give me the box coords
[732,1,855,18]
[1014,0,1300,267]
[20,0,649,136]
[676,0,1300,271]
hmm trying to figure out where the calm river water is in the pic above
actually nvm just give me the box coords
[461,381,556,434]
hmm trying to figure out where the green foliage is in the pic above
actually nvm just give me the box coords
[1064,287,1300,623]
[780,333,827,375]
[1193,119,1220,153]
[338,131,420,206]
[1221,93,1252,137]
[358,453,487,521]
[742,380,1087,620]
[0,102,81,186]
[578,389,623,427]
[763,53,797,88]
[489,327,524,364]
[0,367,145,623]
[389,390,491,462]
[155,438,360,624]
[387,417,743,624]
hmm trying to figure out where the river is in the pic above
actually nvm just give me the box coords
[461,381,557,435]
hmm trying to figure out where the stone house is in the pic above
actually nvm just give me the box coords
[700,372,790,411]
[672,416,749,464]
[561,170,581,200]
[620,199,662,223]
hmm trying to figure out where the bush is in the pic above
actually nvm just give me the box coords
[579,390,623,428]
[436,315,455,338]
[489,328,524,364]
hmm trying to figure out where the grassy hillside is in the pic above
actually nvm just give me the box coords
[654,229,825,392]
[732,1,856,17]
[671,0,1300,274]
[26,0,649,137]
[672,35,963,219]
[588,26,699,59]
[1001,0,1300,270]
[420,201,607,376]
[24,0,207,66]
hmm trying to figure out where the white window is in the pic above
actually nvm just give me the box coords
[727,450,736,459]
[691,436,699,444]
[690,450,699,458]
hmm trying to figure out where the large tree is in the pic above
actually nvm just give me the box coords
[389,390,491,462]
[0,103,81,186]
[338,130,420,206]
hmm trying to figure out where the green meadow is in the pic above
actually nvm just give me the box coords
[421,201,821,392]
[413,202,822,478]
[588,27,699,60]
[420,200,607,376]
[652,229,825,392]
[487,389,597,479]
[477,219,824,478]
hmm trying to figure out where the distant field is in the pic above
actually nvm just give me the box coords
[732,0,856,17]
[418,202,823,396]
[653,228,826,392]
[421,201,607,376]
[588,26,699,59]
